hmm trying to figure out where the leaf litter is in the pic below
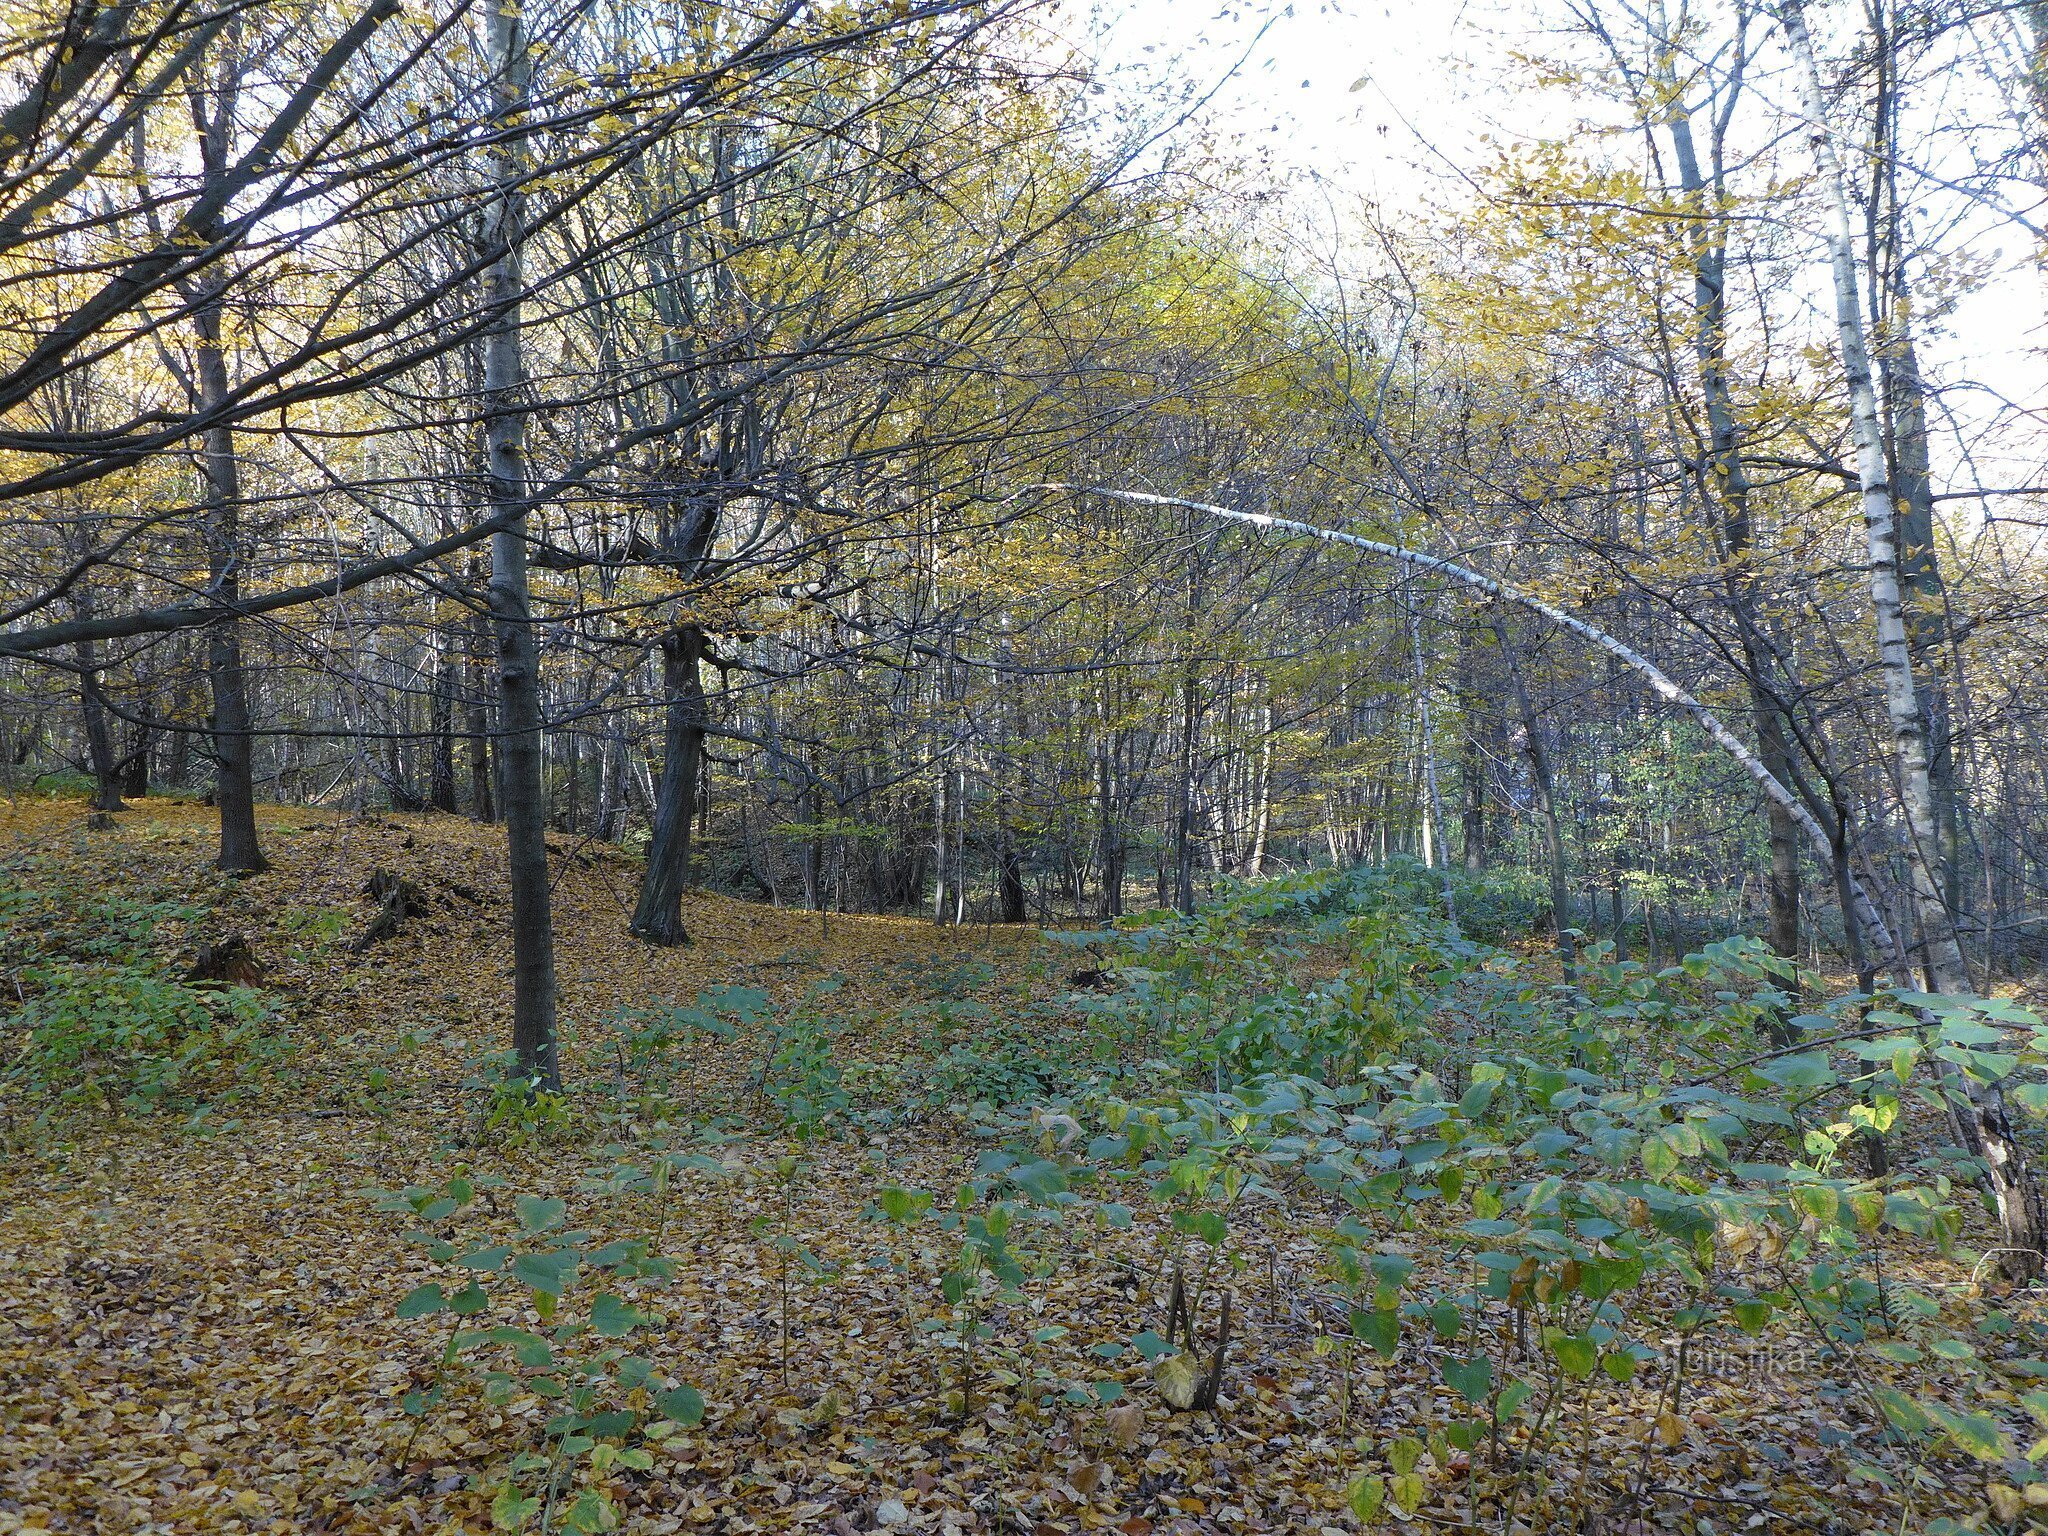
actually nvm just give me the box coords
[0,798,2034,1535]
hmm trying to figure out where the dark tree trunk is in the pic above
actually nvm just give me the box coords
[997,824,1026,925]
[630,626,706,946]
[1459,708,1487,871]
[121,715,151,799]
[430,628,458,813]
[76,640,124,812]
[466,561,496,823]
[193,316,267,871]
[1494,613,1573,978]
[183,40,267,875]
[483,0,557,1091]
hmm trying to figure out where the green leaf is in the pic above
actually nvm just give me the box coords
[491,1482,541,1531]
[1732,1300,1771,1335]
[1391,1472,1425,1515]
[1351,1306,1400,1360]
[1600,1350,1637,1383]
[1756,1053,1834,1088]
[878,1186,931,1224]
[1925,1402,2015,1463]
[1549,1332,1598,1380]
[489,1327,553,1368]
[515,1195,566,1234]
[589,1294,643,1339]
[1496,1379,1535,1419]
[1871,1385,1931,1437]
[1793,1183,1841,1223]
[2011,1083,2048,1117]
[1369,1253,1414,1288]
[1938,1018,2006,1046]
[1640,1133,1679,1181]
[397,1283,447,1320]
[656,1385,705,1426]
[562,1489,617,1533]
[510,1250,578,1298]
[1347,1473,1387,1522]
[1171,1208,1227,1245]
[1443,1356,1493,1405]
[1131,1330,1174,1361]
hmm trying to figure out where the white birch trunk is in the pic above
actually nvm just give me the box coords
[1408,581,1457,929]
[1779,0,2043,1275]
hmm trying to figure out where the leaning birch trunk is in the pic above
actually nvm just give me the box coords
[1021,485,1904,967]
[1783,0,2042,1276]
[483,0,559,1091]
[1406,580,1457,931]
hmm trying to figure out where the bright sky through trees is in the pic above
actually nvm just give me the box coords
[1088,0,2048,493]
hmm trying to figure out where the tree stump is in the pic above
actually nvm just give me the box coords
[187,936,266,986]
[354,869,430,951]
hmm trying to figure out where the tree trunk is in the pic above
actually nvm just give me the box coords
[120,715,151,799]
[1494,613,1573,976]
[997,824,1026,924]
[630,625,706,946]
[1457,633,1486,872]
[182,35,268,874]
[1246,699,1274,878]
[1783,0,2044,1277]
[193,286,267,871]
[1409,585,1458,929]
[1175,673,1199,915]
[1647,0,1798,965]
[430,626,458,813]
[75,637,124,812]
[466,572,496,822]
[482,0,557,1091]
[932,753,950,923]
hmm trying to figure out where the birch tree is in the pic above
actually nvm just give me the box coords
[1779,0,2045,1276]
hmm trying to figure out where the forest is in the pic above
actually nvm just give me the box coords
[3,0,2048,1532]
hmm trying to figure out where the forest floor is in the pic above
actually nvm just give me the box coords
[0,795,2021,1536]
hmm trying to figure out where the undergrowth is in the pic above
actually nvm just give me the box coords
[374,860,2048,1534]
[0,864,285,1138]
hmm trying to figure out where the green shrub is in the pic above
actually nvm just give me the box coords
[0,872,286,1125]
[1014,864,2048,1527]
[3,960,280,1116]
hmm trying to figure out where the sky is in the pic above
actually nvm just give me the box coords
[1055,0,2048,505]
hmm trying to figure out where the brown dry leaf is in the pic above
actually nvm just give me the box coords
[1105,1404,1144,1449]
